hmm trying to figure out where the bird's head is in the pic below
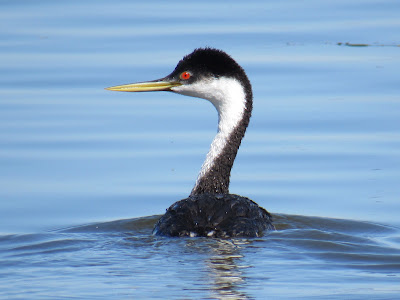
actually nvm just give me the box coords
[106,48,252,112]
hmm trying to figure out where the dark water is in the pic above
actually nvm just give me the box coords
[1,0,400,298]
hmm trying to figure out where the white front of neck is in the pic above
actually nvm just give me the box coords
[171,77,246,187]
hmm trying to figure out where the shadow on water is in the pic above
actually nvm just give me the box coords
[1,213,400,299]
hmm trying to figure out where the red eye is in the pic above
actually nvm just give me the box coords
[180,71,191,80]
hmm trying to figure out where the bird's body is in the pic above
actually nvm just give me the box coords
[153,194,273,237]
[107,48,274,237]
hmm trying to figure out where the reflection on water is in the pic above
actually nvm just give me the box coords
[207,239,249,300]
[1,214,399,299]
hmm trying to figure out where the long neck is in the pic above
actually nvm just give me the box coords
[191,78,252,195]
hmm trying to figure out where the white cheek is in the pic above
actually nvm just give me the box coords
[171,77,245,118]
[171,80,214,102]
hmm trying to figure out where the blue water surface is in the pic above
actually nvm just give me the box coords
[0,0,399,299]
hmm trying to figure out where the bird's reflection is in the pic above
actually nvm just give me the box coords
[205,239,253,300]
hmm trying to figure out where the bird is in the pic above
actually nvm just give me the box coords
[106,48,274,237]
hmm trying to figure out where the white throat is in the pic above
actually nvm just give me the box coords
[171,77,247,188]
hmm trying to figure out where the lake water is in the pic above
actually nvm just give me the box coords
[1,0,399,298]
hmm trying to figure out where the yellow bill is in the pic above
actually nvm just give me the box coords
[105,80,182,92]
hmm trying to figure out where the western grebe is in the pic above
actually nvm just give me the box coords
[106,48,274,237]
